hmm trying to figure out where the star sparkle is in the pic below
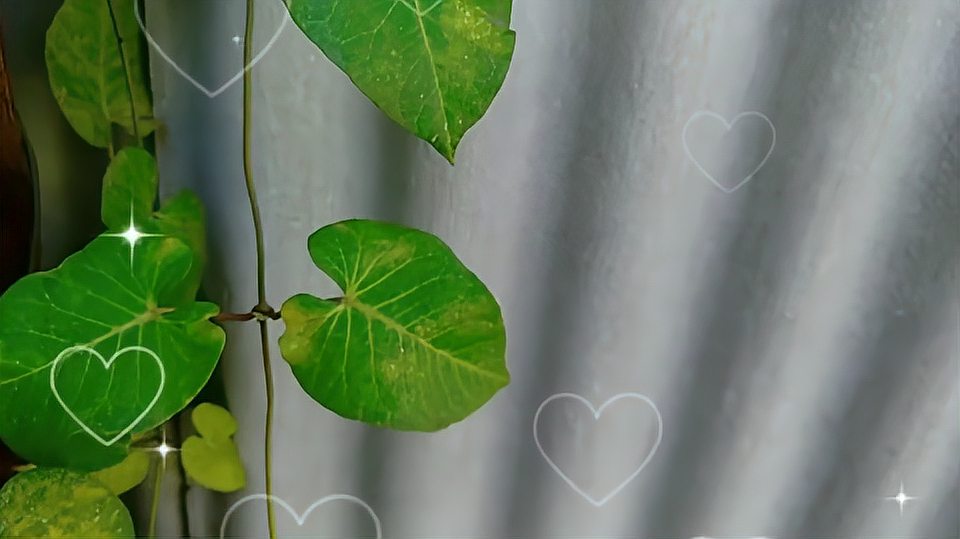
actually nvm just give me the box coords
[146,430,179,469]
[104,206,164,266]
[884,481,918,517]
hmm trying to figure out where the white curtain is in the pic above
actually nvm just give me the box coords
[148,0,959,536]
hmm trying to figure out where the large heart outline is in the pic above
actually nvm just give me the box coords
[533,392,663,507]
[681,110,777,194]
[219,493,382,538]
[133,0,290,99]
[49,345,165,447]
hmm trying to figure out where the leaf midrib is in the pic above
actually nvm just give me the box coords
[412,0,453,155]
[0,306,173,386]
[342,297,506,383]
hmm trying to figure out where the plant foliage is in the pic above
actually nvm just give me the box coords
[0,0,515,534]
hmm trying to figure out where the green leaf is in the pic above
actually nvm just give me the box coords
[153,191,208,301]
[0,234,225,470]
[0,468,134,537]
[286,0,515,162]
[101,147,157,230]
[101,148,208,300]
[90,451,150,495]
[181,403,245,492]
[46,0,154,148]
[279,220,508,431]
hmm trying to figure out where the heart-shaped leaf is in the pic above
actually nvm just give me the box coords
[280,220,508,431]
[90,451,150,495]
[0,235,224,470]
[285,0,516,162]
[0,152,223,471]
[46,0,154,148]
[0,468,134,537]
[181,403,245,493]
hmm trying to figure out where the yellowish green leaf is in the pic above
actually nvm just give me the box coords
[90,451,150,495]
[181,404,245,493]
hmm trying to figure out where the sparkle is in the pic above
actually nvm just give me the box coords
[884,482,918,517]
[154,442,176,458]
[119,224,147,246]
[146,431,179,469]
[105,205,163,266]
[232,35,241,45]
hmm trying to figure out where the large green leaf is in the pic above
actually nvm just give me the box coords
[0,152,222,470]
[280,220,508,431]
[181,403,245,492]
[46,0,154,148]
[285,0,515,162]
[0,235,224,470]
[0,468,134,537]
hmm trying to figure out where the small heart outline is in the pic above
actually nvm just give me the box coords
[533,392,663,507]
[49,345,165,447]
[133,0,290,99]
[219,493,382,538]
[682,110,776,194]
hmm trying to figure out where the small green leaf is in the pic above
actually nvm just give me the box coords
[101,148,208,300]
[101,147,157,230]
[90,451,150,495]
[181,403,245,493]
[153,191,208,301]
[280,220,509,431]
[286,0,515,162]
[46,0,154,148]
[0,468,134,537]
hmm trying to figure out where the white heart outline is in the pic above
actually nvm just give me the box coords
[533,392,663,507]
[681,110,777,194]
[219,493,382,538]
[49,345,165,447]
[133,0,291,99]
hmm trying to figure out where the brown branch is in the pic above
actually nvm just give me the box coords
[213,309,281,323]
[0,23,36,293]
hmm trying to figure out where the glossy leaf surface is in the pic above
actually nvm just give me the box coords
[46,0,153,148]
[286,0,515,162]
[0,468,134,537]
[0,151,222,470]
[280,220,508,431]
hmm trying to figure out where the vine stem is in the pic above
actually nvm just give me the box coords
[241,2,278,539]
[105,0,142,147]
[146,454,163,538]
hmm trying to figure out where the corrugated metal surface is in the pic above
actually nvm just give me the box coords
[149,0,959,537]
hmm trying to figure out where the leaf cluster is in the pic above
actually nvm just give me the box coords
[0,0,514,535]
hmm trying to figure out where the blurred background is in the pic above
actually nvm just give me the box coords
[1,0,958,537]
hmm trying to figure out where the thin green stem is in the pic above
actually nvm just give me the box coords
[173,420,191,537]
[241,2,277,539]
[147,455,163,538]
[105,0,143,146]
[257,317,276,538]
[243,2,268,313]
